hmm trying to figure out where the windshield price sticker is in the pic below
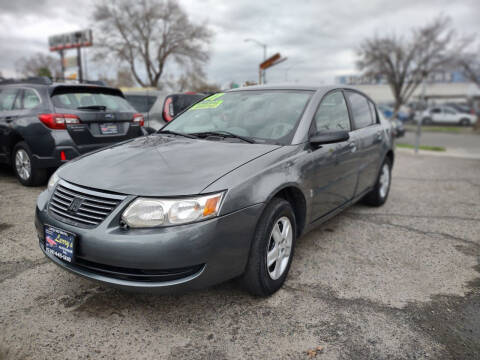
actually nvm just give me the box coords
[190,93,225,110]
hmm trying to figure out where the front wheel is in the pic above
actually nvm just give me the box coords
[241,198,296,296]
[362,158,392,206]
[459,118,470,126]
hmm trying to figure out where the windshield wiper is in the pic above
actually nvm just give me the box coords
[77,105,107,111]
[157,130,197,139]
[192,131,256,144]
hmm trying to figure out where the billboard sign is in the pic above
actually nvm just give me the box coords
[48,30,93,51]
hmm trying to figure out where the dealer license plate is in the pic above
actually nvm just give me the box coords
[44,225,76,263]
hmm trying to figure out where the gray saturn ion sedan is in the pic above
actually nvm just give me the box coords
[35,85,394,296]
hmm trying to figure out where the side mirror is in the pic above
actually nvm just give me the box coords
[310,130,349,146]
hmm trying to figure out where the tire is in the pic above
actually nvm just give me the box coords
[241,198,296,296]
[362,157,392,207]
[12,142,47,186]
[459,118,470,126]
[422,117,432,125]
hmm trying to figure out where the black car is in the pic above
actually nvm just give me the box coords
[36,85,394,296]
[0,77,145,186]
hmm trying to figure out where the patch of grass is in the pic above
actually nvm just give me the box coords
[404,124,469,134]
[396,143,446,152]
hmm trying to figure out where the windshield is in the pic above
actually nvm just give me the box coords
[52,92,135,112]
[163,90,313,144]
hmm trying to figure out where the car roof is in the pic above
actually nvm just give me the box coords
[227,84,356,93]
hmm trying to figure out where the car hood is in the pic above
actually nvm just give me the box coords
[59,135,281,196]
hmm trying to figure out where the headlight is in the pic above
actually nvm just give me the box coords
[121,192,224,228]
[47,172,59,192]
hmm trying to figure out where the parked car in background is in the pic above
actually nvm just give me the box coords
[36,85,394,296]
[0,77,145,186]
[418,105,477,126]
[444,102,473,115]
[378,104,410,122]
[148,92,208,129]
[124,90,208,131]
[390,118,405,137]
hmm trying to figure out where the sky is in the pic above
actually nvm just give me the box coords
[0,0,478,87]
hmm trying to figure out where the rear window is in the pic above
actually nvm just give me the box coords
[0,88,19,111]
[52,90,135,112]
[345,91,374,129]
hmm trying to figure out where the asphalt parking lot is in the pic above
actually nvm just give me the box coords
[1,151,479,360]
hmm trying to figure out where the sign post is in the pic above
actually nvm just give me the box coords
[259,53,288,84]
[48,29,92,82]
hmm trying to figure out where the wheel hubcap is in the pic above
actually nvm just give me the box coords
[15,149,31,181]
[379,163,390,198]
[266,216,293,280]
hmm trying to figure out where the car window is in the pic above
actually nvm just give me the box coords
[52,92,134,112]
[23,89,41,109]
[345,91,374,129]
[125,95,157,113]
[0,88,19,111]
[431,108,441,114]
[314,91,350,132]
[164,90,313,145]
[368,101,378,124]
[444,108,455,115]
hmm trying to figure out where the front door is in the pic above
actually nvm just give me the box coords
[305,90,358,221]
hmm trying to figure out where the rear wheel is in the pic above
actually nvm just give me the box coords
[241,198,296,296]
[459,118,470,126]
[362,158,392,206]
[12,142,47,186]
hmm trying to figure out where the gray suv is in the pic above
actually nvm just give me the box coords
[0,77,145,186]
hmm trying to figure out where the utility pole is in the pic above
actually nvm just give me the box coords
[245,38,267,84]
[415,71,427,154]
[77,47,83,82]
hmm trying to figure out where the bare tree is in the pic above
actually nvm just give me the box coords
[16,53,62,78]
[177,66,220,93]
[93,0,212,88]
[357,16,471,117]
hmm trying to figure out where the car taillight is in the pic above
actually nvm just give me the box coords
[163,97,173,122]
[38,114,80,130]
[132,113,144,126]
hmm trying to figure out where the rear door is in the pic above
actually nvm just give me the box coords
[443,107,457,123]
[50,86,143,154]
[345,91,383,197]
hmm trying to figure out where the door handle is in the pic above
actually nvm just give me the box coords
[348,142,357,153]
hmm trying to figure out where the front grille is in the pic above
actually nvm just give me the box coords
[49,181,126,227]
[74,258,205,282]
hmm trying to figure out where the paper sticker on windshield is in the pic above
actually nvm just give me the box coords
[190,93,225,110]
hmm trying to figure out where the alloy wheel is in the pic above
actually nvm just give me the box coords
[266,216,293,280]
[379,163,390,198]
[15,149,31,181]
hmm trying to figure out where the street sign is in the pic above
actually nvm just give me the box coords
[48,30,93,51]
[260,53,281,70]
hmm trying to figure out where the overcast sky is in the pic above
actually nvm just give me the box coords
[0,0,478,87]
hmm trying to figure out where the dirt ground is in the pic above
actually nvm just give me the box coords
[1,151,479,359]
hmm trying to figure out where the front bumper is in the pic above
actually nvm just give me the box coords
[35,189,264,293]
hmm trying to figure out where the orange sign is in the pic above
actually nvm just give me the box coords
[260,53,281,70]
